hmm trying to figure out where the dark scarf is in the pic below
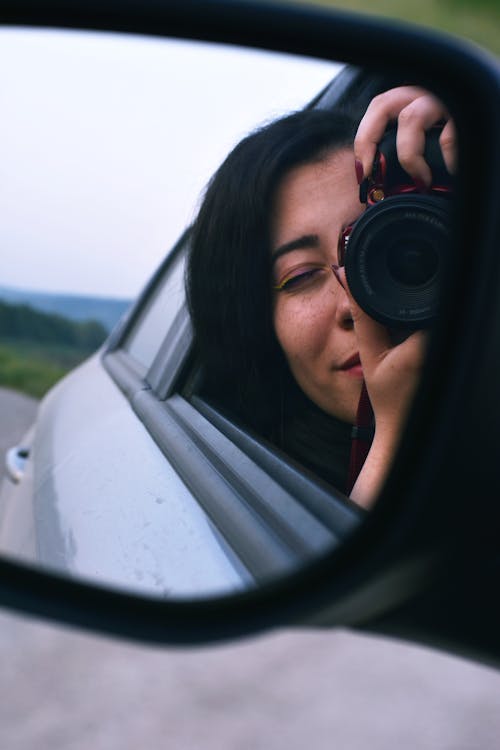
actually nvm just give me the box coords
[280,381,354,494]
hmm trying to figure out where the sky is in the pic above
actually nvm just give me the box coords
[1,28,341,300]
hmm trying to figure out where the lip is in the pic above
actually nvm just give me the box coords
[340,353,362,370]
[339,354,363,376]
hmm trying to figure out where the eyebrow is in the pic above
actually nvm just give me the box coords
[271,234,320,262]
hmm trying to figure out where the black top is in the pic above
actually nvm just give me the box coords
[280,382,353,494]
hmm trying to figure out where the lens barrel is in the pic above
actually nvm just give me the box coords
[344,195,450,328]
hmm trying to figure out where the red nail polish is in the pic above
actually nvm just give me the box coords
[355,159,364,186]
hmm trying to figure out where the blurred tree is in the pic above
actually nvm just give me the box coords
[300,0,500,53]
[0,301,107,351]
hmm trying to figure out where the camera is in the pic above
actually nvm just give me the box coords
[339,127,453,328]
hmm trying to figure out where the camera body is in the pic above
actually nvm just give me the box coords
[340,127,453,328]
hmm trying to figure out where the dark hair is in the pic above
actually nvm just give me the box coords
[187,108,356,437]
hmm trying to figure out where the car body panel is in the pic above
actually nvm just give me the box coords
[0,354,249,597]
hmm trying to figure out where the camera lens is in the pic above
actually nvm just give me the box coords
[387,239,439,287]
[344,195,450,328]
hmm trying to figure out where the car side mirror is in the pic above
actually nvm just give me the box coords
[1,0,500,665]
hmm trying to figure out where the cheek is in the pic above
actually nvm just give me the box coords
[273,296,328,365]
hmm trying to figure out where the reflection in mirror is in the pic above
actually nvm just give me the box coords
[0,27,455,600]
[187,83,454,512]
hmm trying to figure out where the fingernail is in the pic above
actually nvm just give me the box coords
[331,264,346,290]
[355,159,364,185]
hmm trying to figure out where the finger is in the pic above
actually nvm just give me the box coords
[354,86,427,179]
[391,329,428,372]
[396,122,431,187]
[439,119,457,174]
[395,94,451,186]
[336,267,392,371]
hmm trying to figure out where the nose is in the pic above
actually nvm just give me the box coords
[335,286,354,329]
[330,266,354,330]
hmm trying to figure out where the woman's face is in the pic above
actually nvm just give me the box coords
[272,148,365,424]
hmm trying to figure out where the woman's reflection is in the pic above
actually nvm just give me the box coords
[187,86,455,509]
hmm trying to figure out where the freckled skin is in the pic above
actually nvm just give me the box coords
[272,149,365,424]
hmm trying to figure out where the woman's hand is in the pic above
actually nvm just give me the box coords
[334,267,426,508]
[354,86,457,188]
[343,85,453,507]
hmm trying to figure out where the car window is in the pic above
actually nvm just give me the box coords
[122,249,186,370]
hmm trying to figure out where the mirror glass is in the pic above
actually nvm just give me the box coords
[0,27,454,599]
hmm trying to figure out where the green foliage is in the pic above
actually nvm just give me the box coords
[0,300,108,399]
[0,343,70,399]
[0,300,107,350]
[444,0,498,9]
[305,0,500,55]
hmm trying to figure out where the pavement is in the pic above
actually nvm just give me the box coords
[0,386,38,478]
